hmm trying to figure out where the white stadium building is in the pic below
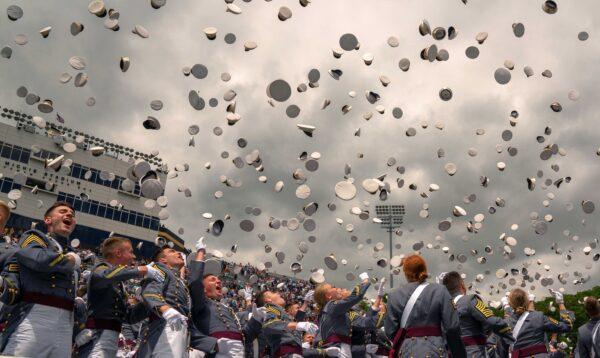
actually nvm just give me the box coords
[0,105,185,257]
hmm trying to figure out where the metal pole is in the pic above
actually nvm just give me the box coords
[389,215,394,288]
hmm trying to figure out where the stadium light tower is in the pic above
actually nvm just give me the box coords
[375,204,405,288]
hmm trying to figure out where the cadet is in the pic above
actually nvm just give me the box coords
[256,289,340,358]
[383,254,466,358]
[348,280,386,358]
[314,272,371,358]
[188,237,263,357]
[576,296,599,358]
[0,200,17,309]
[2,201,80,358]
[75,236,163,357]
[138,246,191,357]
[0,200,17,344]
[441,271,514,357]
[507,288,574,357]
[285,289,313,322]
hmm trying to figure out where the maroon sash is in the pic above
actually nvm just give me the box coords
[461,335,487,346]
[209,331,243,341]
[274,344,302,357]
[85,317,122,332]
[511,344,547,358]
[324,334,352,344]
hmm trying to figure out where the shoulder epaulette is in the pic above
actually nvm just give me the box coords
[348,311,359,321]
[474,297,493,318]
[93,263,110,272]
[265,306,281,317]
[20,233,47,248]
[105,265,126,278]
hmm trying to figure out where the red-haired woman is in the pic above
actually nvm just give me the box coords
[383,254,466,358]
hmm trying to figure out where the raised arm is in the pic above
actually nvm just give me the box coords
[327,274,371,316]
[542,308,574,334]
[383,290,402,341]
[90,263,142,288]
[189,238,208,316]
[467,295,514,343]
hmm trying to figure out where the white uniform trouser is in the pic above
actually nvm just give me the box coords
[215,338,244,358]
[88,329,119,358]
[339,343,351,358]
[3,304,74,358]
[149,324,189,358]
[188,349,206,358]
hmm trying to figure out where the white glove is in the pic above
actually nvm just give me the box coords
[365,344,378,354]
[81,270,91,281]
[324,347,341,357]
[500,296,509,309]
[304,290,314,303]
[145,264,164,282]
[162,308,187,331]
[296,321,319,335]
[359,272,369,281]
[66,252,81,269]
[251,304,267,322]
[528,293,535,302]
[244,286,253,301]
[549,289,564,304]
[377,278,386,297]
[75,328,95,347]
[436,272,448,284]
[302,342,311,349]
[195,237,206,251]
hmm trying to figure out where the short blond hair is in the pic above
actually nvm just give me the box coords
[101,236,131,258]
[314,283,331,311]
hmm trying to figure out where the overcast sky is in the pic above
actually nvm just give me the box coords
[1,0,599,300]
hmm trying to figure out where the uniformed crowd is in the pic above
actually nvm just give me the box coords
[0,200,597,358]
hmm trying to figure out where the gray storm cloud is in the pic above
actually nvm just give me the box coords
[1,0,599,299]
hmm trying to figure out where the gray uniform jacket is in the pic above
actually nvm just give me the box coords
[383,281,466,358]
[453,293,514,358]
[509,310,574,358]
[0,248,20,351]
[0,247,20,307]
[576,317,599,358]
[188,260,262,354]
[15,229,77,300]
[138,262,191,356]
[318,281,370,347]
[350,307,384,358]
[2,230,77,344]
[77,261,148,357]
[86,261,147,324]
[262,303,303,354]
